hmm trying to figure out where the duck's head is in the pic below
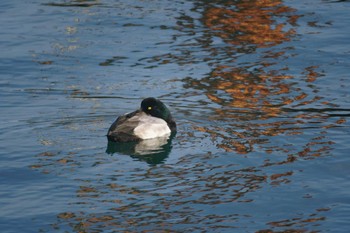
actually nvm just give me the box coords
[141,97,174,123]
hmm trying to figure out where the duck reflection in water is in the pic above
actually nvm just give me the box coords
[106,97,176,165]
[106,133,175,165]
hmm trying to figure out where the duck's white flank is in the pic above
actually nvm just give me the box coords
[132,113,171,139]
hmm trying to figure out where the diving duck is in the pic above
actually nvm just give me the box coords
[107,97,176,142]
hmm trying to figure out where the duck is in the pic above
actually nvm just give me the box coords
[107,97,176,142]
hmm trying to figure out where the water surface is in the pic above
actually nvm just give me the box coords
[1,0,350,232]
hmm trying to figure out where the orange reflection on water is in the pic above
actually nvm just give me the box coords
[181,0,341,156]
[206,66,293,113]
[186,62,341,155]
[202,0,298,48]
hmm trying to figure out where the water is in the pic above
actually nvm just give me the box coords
[1,0,350,232]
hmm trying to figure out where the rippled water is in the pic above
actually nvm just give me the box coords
[1,0,350,232]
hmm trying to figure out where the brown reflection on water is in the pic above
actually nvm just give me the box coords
[189,0,300,117]
[178,1,344,157]
[184,64,336,155]
[49,151,331,232]
[52,156,269,232]
[257,207,329,232]
[202,0,298,48]
[185,66,293,115]
[186,65,342,156]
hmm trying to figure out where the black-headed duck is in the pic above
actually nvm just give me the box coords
[107,97,176,142]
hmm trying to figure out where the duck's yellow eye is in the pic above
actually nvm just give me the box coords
[147,106,152,110]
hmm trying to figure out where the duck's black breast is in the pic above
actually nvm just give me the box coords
[167,118,176,132]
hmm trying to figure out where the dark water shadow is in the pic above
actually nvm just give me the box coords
[106,133,176,165]
[42,0,102,8]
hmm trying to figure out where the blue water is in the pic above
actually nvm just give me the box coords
[1,0,350,232]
